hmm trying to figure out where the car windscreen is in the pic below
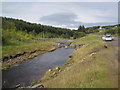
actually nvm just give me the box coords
[106,36,111,38]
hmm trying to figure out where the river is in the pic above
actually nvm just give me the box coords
[2,47,76,88]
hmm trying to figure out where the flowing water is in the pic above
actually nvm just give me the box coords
[2,47,76,88]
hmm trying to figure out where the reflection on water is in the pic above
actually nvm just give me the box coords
[2,48,76,88]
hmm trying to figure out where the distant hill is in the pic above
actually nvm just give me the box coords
[1,17,86,45]
[2,17,76,38]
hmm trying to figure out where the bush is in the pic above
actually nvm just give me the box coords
[73,32,86,39]
[2,29,36,45]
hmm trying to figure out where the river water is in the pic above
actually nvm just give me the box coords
[2,48,76,88]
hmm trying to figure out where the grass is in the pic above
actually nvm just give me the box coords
[2,41,57,58]
[2,41,58,69]
[2,37,72,69]
[73,34,101,44]
[2,66,9,70]
[37,34,118,88]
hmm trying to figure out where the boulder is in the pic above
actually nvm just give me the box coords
[31,84,44,88]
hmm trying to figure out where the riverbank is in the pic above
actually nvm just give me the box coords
[2,41,58,70]
[2,47,76,88]
[33,34,118,88]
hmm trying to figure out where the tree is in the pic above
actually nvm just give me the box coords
[78,25,86,32]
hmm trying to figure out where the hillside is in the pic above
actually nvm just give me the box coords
[1,17,119,68]
[2,17,87,46]
[2,17,119,45]
[38,35,118,88]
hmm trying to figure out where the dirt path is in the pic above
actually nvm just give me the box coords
[117,38,120,71]
[105,38,118,87]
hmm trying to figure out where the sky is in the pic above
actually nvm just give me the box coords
[2,1,119,29]
[1,0,120,2]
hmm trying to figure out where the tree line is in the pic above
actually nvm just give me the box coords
[2,17,86,39]
[1,17,119,45]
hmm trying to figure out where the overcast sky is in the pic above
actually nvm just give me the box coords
[2,2,118,29]
[1,0,120,2]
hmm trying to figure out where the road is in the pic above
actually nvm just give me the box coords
[105,38,119,87]
[117,38,120,88]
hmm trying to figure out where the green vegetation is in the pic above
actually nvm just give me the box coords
[99,25,119,35]
[2,41,58,69]
[1,17,87,61]
[2,66,9,70]
[78,24,120,36]
[1,16,118,87]
[1,17,87,64]
[2,28,36,46]
[2,17,85,42]
[37,35,118,88]
[2,41,57,58]
[0,28,2,58]
[78,25,100,34]
[2,17,119,47]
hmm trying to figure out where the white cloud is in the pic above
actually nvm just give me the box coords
[2,2,118,28]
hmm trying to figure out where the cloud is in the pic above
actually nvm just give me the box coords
[40,12,77,24]
[2,2,118,28]
[83,22,117,27]
[39,10,117,28]
[39,12,82,28]
[2,0,119,2]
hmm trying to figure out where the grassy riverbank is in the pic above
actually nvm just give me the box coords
[2,41,58,70]
[36,35,118,88]
[3,41,57,58]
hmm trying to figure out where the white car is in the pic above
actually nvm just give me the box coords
[102,34,114,41]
